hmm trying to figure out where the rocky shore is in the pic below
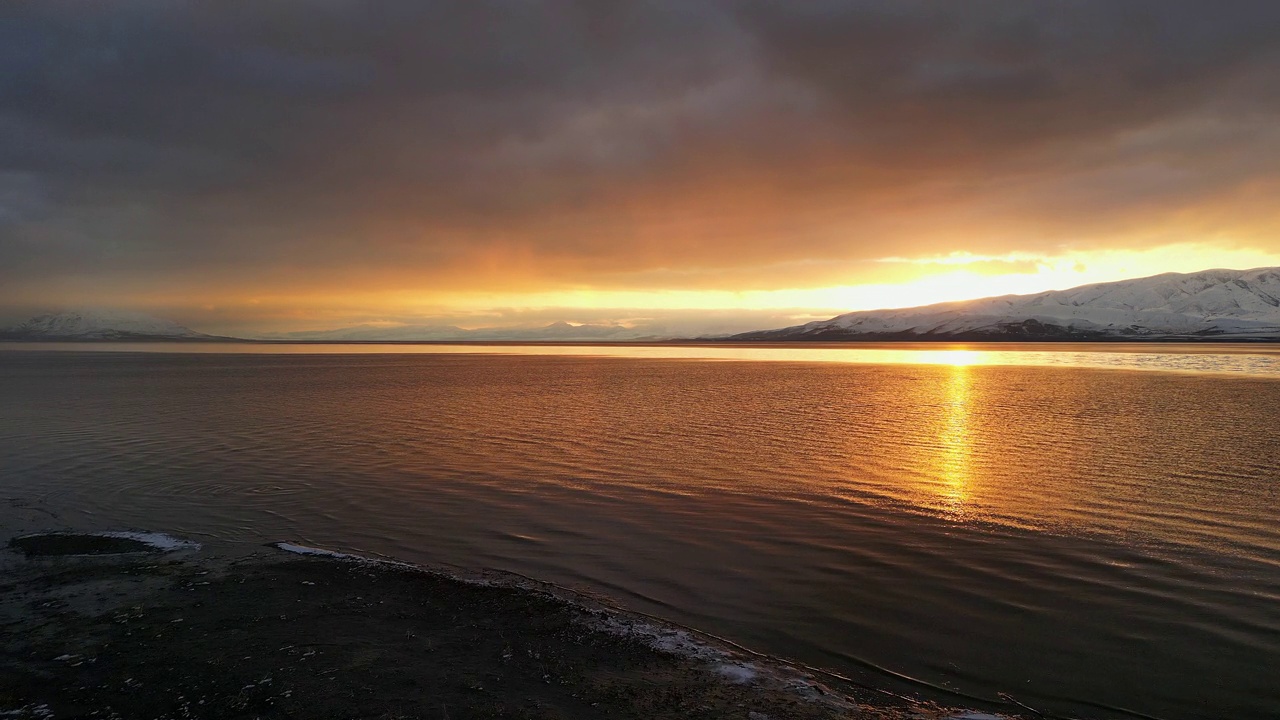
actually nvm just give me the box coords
[1,532,1020,720]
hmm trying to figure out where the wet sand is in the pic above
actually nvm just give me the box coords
[1,533,1020,720]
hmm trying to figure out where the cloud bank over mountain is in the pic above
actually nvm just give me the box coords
[3,2,1279,334]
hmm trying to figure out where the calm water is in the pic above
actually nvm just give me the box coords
[2,344,1278,719]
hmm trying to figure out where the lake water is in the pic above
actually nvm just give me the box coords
[2,343,1278,719]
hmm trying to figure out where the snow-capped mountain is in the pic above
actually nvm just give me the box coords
[487,321,655,342]
[262,324,472,342]
[734,267,1280,341]
[261,321,661,342]
[0,309,221,341]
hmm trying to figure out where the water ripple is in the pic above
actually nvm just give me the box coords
[1,350,1278,720]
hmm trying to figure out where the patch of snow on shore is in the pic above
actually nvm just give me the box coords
[98,531,200,551]
[715,662,758,684]
[271,542,416,570]
[273,542,363,560]
[591,613,872,711]
[596,615,725,662]
[592,615,766,688]
[12,531,199,553]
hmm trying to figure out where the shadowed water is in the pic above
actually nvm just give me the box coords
[2,346,1278,719]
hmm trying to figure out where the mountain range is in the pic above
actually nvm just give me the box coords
[733,267,1280,341]
[260,321,658,342]
[0,309,223,341]
[5,268,1279,343]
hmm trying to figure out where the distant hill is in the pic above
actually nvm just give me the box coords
[733,267,1280,341]
[261,321,663,342]
[0,310,228,341]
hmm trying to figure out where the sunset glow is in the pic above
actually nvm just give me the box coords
[2,3,1278,337]
[433,242,1280,314]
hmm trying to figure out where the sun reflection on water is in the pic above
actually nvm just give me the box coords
[920,349,982,367]
[935,364,974,518]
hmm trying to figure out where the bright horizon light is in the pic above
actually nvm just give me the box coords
[418,242,1280,318]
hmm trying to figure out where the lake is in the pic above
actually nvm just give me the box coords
[2,343,1278,719]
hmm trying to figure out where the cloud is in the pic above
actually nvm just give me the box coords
[1,1,1278,330]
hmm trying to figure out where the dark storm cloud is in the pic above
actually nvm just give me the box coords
[736,1,1280,161]
[2,0,1278,305]
[1,1,751,277]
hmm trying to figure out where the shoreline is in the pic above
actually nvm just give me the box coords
[2,531,1027,720]
[4,339,1280,350]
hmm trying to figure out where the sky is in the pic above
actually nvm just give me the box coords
[2,1,1280,337]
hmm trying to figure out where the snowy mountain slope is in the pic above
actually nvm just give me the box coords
[261,321,661,342]
[734,267,1280,341]
[262,324,472,342]
[0,309,222,340]
[478,321,656,341]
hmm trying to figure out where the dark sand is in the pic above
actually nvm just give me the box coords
[1,533,1019,720]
